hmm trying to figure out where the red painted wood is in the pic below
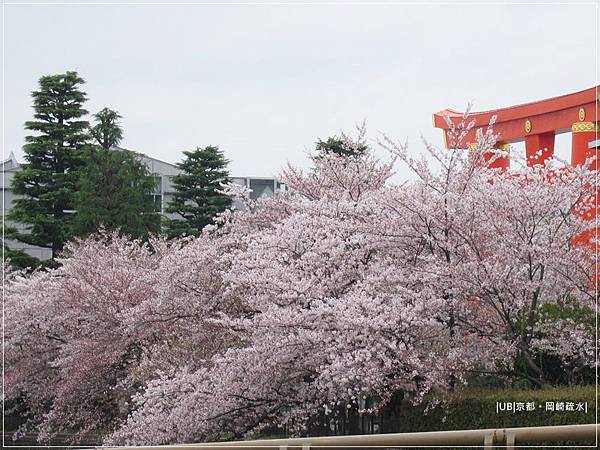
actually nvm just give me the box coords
[433,86,599,147]
[572,128,598,169]
[434,86,600,287]
[525,132,555,167]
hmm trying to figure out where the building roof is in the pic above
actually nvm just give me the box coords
[1,152,19,171]
[2,148,280,181]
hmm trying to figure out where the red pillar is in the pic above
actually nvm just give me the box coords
[571,122,599,169]
[525,131,555,167]
[571,121,600,286]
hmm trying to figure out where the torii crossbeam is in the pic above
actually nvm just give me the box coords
[432,86,599,169]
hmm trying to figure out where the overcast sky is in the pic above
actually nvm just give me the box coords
[3,1,598,180]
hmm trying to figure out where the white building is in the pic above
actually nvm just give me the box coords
[1,149,286,260]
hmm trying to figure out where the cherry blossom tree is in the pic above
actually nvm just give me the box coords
[4,231,240,443]
[5,122,596,446]
[378,117,596,386]
[107,124,595,445]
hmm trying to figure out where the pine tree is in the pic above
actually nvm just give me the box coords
[90,107,123,150]
[3,245,40,271]
[7,72,90,265]
[315,136,368,158]
[72,110,160,239]
[165,146,231,237]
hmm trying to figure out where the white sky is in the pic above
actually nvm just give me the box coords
[2,1,598,181]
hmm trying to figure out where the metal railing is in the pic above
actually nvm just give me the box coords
[110,423,597,449]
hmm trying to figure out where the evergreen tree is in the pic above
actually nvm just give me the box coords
[72,147,160,239]
[7,72,90,265]
[3,246,40,271]
[165,146,231,237]
[73,108,161,238]
[90,107,123,149]
[316,136,368,158]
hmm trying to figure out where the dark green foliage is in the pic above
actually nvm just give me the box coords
[478,296,597,389]
[7,72,90,261]
[537,296,595,328]
[72,147,160,239]
[90,107,123,150]
[165,146,231,237]
[530,297,596,386]
[315,136,368,158]
[399,385,596,431]
[396,385,596,447]
[270,386,595,448]
[72,107,159,238]
[2,245,41,270]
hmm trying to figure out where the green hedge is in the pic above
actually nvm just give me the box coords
[398,385,596,447]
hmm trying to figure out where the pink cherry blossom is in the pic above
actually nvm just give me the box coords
[5,123,596,445]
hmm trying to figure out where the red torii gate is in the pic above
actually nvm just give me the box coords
[432,86,599,169]
[434,87,600,283]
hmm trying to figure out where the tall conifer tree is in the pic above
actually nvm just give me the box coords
[8,71,90,265]
[73,149,160,239]
[165,146,231,237]
[73,108,160,238]
[90,107,124,150]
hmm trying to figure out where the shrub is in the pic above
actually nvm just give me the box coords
[397,385,596,447]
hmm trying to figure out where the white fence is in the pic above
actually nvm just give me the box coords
[107,423,597,450]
